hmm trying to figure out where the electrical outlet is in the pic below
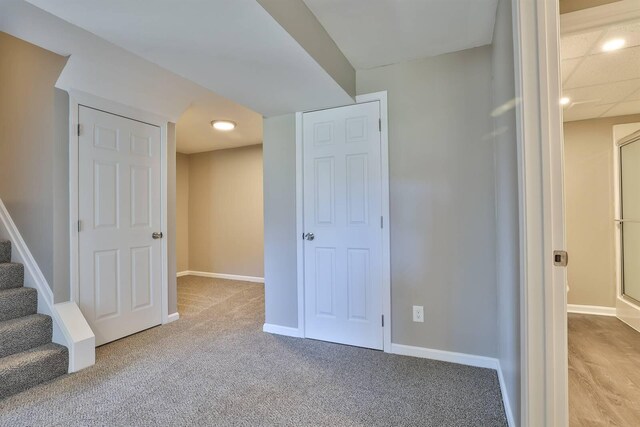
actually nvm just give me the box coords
[412,305,424,323]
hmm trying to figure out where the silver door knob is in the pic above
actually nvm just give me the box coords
[304,232,314,241]
[152,232,163,239]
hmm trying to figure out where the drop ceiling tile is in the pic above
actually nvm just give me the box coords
[564,45,640,88]
[562,103,612,122]
[602,100,640,117]
[564,80,640,106]
[561,29,603,59]
[561,58,582,83]
[601,21,640,52]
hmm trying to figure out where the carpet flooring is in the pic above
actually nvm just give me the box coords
[0,276,507,426]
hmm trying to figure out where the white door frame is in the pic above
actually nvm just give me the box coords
[517,1,640,425]
[513,0,567,425]
[68,90,169,325]
[295,91,391,351]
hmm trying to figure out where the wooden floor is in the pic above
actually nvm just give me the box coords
[569,313,640,426]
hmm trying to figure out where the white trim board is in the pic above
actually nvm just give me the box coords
[262,323,303,338]
[391,343,498,370]
[496,360,516,427]
[0,198,95,373]
[567,304,616,316]
[391,343,514,426]
[167,312,180,323]
[178,270,265,283]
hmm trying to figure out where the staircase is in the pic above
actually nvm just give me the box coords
[0,240,68,399]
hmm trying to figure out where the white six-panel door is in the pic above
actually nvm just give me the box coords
[78,106,162,346]
[303,101,383,350]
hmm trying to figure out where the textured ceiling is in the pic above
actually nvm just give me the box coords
[561,20,640,122]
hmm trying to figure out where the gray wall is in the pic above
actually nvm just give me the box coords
[168,122,178,316]
[0,32,69,301]
[263,114,299,328]
[357,47,498,356]
[264,46,501,358]
[491,0,521,421]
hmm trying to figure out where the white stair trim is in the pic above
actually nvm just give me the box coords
[0,198,95,372]
[178,270,264,283]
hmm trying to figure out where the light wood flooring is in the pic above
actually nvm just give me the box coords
[569,313,640,426]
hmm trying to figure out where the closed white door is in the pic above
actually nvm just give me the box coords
[79,106,162,346]
[303,101,383,350]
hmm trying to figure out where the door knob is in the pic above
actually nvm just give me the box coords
[304,232,315,241]
[152,232,163,239]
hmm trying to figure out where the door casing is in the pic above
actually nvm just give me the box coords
[69,90,169,326]
[295,91,391,352]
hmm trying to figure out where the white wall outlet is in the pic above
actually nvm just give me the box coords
[412,305,424,322]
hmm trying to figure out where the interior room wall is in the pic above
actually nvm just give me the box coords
[357,46,498,357]
[564,113,640,308]
[176,153,190,273]
[263,114,298,328]
[0,32,69,301]
[187,145,264,278]
[490,0,520,422]
[264,45,500,359]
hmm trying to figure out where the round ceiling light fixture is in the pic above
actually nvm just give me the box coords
[211,120,236,131]
[602,38,625,52]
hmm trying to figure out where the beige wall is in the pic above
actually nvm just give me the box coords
[0,32,69,300]
[559,0,620,14]
[183,145,264,277]
[564,114,640,308]
[176,153,190,272]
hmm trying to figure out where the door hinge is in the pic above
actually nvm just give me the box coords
[381,314,384,327]
[378,118,382,132]
[77,220,82,232]
[380,216,384,228]
[77,124,81,136]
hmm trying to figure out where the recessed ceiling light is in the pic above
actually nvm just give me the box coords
[602,38,625,52]
[211,120,236,131]
[560,97,571,106]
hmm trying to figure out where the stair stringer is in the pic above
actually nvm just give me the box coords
[0,198,94,372]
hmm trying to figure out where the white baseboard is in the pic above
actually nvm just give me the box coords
[567,304,616,316]
[496,361,515,427]
[391,343,513,425]
[262,323,303,338]
[177,270,264,283]
[391,343,499,369]
[166,312,180,323]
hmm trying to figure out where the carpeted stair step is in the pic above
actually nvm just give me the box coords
[0,314,52,359]
[0,240,10,264]
[0,287,37,322]
[0,343,68,399]
[0,262,24,290]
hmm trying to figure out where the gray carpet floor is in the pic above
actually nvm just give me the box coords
[0,276,507,426]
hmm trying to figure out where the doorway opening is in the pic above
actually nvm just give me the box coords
[559,4,640,424]
[174,104,265,319]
